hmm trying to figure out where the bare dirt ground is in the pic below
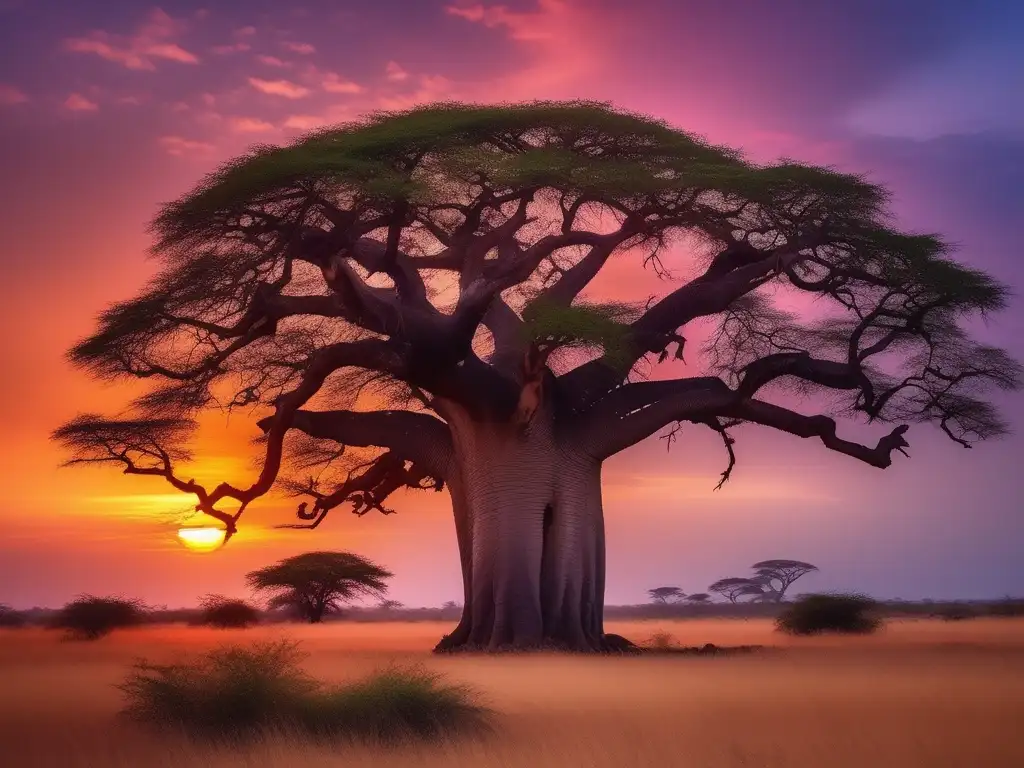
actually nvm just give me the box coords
[2,618,1022,767]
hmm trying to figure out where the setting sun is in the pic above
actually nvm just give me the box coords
[177,526,227,553]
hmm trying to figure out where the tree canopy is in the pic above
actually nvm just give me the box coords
[246,551,392,623]
[54,99,1020,539]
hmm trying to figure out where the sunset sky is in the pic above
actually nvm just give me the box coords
[1,0,1022,609]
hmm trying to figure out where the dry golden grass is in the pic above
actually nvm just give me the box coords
[2,618,1023,767]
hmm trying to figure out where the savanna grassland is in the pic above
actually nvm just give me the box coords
[2,618,1023,767]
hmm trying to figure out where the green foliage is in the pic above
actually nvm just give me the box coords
[195,595,261,629]
[52,595,147,640]
[119,640,491,743]
[776,593,882,636]
[150,100,741,249]
[522,297,637,370]
[246,551,392,623]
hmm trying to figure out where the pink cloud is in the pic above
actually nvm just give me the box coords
[256,55,289,67]
[0,84,28,105]
[235,25,257,37]
[322,72,364,94]
[158,135,215,156]
[283,114,324,130]
[445,0,608,99]
[231,116,275,133]
[445,0,568,42]
[378,74,455,110]
[385,61,409,82]
[248,77,310,98]
[283,41,316,54]
[63,8,199,70]
[64,93,99,112]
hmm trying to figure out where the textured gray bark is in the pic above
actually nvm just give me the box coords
[435,400,614,652]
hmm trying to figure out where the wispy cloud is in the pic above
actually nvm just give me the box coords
[445,0,605,98]
[283,114,325,130]
[158,135,215,156]
[322,72,363,94]
[0,84,28,105]
[385,60,408,82]
[445,1,568,41]
[64,8,199,70]
[256,54,289,67]
[235,25,257,37]
[248,77,310,98]
[230,116,275,133]
[283,41,316,54]
[378,74,454,110]
[64,93,99,112]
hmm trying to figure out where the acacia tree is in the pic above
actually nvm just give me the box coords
[246,551,391,623]
[750,560,818,602]
[54,102,1020,652]
[648,586,685,604]
[708,577,765,604]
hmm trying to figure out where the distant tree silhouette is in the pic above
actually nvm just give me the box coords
[378,599,404,611]
[246,551,392,623]
[442,601,460,611]
[648,587,685,604]
[708,577,765,603]
[52,595,147,640]
[751,560,818,602]
[0,604,26,628]
[196,594,261,628]
[685,593,711,604]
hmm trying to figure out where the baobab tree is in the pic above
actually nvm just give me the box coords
[648,586,685,604]
[708,577,765,604]
[54,102,1020,652]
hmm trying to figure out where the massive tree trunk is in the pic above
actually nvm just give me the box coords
[433,400,619,652]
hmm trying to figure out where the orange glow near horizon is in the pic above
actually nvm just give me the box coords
[177,526,228,553]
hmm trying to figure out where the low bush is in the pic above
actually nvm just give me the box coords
[52,595,147,640]
[989,597,1024,617]
[776,593,881,636]
[195,595,261,629]
[642,631,679,650]
[933,603,977,621]
[119,640,491,744]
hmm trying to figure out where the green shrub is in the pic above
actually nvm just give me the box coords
[53,595,147,640]
[195,595,261,629]
[119,640,491,744]
[776,593,881,636]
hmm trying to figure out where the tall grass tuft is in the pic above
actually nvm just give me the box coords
[119,640,492,744]
[776,593,882,636]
